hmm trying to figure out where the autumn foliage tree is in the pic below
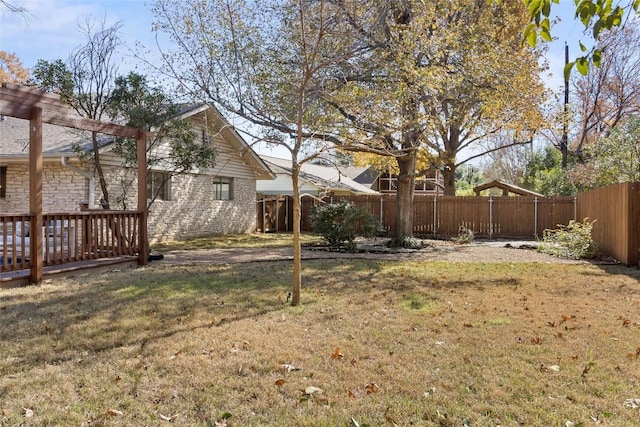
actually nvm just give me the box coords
[326,0,546,212]
[0,51,29,84]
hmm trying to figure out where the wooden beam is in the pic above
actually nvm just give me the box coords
[29,107,44,283]
[137,130,148,266]
[0,84,143,138]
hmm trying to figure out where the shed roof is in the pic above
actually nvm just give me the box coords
[473,180,544,197]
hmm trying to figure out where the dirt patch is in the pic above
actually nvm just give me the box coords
[160,238,585,265]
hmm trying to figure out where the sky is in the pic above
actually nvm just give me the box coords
[0,0,592,158]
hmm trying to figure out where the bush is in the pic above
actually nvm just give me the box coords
[310,201,384,248]
[454,226,474,244]
[539,218,597,259]
[387,235,423,249]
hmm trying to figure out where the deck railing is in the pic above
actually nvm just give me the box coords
[1,211,141,273]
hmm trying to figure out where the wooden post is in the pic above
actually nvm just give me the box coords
[29,107,43,283]
[137,130,148,265]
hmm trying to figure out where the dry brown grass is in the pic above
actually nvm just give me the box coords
[1,258,639,426]
[151,232,323,252]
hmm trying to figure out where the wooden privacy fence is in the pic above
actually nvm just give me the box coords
[577,182,640,266]
[1,211,141,273]
[257,195,576,239]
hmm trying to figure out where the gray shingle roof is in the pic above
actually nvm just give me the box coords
[261,155,378,195]
[0,115,113,159]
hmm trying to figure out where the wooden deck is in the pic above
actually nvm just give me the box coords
[0,255,138,288]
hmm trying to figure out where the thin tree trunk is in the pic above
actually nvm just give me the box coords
[92,131,110,208]
[291,162,302,306]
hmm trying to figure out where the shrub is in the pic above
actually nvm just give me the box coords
[539,218,597,259]
[310,201,384,248]
[454,226,475,244]
[387,235,423,249]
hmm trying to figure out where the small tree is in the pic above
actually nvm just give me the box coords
[107,72,216,209]
[0,51,29,84]
[568,116,640,189]
[31,16,122,208]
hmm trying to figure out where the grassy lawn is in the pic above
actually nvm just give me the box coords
[1,252,639,426]
[150,232,323,252]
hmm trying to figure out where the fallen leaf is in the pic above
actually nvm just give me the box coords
[350,358,358,367]
[332,347,344,360]
[275,378,286,386]
[304,386,324,395]
[623,398,640,408]
[282,364,300,372]
[365,383,380,394]
[106,409,123,417]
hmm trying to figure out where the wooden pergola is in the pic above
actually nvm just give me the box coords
[0,83,148,282]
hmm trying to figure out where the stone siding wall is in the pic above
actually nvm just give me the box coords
[100,168,257,241]
[0,163,87,213]
[147,175,257,242]
[3,164,258,241]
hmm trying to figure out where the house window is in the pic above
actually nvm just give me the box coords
[213,177,232,200]
[0,166,6,199]
[147,171,171,201]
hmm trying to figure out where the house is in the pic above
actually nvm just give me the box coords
[337,166,445,195]
[257,155,379,198]
[0,104,274,242]
[256,156,379,232]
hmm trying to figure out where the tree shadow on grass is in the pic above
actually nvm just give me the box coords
[0,258,387,372]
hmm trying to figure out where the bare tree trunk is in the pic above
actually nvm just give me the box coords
[392,154,416,243]
[442,163,456,196]
[92,131,111,208]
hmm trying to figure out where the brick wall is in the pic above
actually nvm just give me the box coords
[2,163,258,241]
[100,167,258,241]
[0,163,87,213]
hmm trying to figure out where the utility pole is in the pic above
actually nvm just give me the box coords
[560,42,569,168]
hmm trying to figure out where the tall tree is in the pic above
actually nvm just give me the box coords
[568,115,640,188]
[31,16,123,209]
[0,51,29,84]
[326,0,546,205]
[151,0,363,305]
[571,25,640,160]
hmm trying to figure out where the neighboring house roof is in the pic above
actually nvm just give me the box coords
[259,155,379,196]
[473,180,545,197]
[337,165,379,187]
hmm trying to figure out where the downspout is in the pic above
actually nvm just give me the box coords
[61,157,95,208]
